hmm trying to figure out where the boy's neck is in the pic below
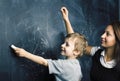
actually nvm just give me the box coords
[66,56,76,59]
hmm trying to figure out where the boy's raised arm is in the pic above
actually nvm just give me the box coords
[11,45,48,66]
[61,7,74,34]
[61,7,93,55]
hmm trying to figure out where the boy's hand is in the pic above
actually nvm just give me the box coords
[11,45,48,66]
[61,7,69,21]
[11,45,29,57]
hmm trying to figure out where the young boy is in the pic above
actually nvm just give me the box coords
[11,26,87,81]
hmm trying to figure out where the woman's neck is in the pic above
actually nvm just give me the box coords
[104,47,114,62]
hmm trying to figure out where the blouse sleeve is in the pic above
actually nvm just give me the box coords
[90,46,101,56]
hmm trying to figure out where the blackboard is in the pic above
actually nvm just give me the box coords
[0,0,118,81]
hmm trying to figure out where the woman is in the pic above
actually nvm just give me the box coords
[61,7,120,81]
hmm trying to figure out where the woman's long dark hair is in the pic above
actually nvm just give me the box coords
[110,21,120,70]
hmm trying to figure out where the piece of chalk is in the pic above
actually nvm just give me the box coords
[11,45,17,49]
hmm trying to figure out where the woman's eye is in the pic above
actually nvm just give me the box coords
[106,32,111,36]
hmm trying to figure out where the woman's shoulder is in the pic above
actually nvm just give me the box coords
[90,46,102,56]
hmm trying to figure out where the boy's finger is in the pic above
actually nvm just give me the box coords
[11,45,17,50]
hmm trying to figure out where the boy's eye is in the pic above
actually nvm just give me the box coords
[106,33,109,36]
[66,42,69,46]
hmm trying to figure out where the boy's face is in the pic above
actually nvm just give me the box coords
[61,38,76,59]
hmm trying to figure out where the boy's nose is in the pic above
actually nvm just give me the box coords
[61,43,65,48]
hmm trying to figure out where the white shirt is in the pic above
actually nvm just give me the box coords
[91,46,116,68]
[47,59,82,81]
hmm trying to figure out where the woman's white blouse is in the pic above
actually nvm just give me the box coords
[91,46,116,68]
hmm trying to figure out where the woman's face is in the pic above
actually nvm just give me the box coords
[101,25,116,48]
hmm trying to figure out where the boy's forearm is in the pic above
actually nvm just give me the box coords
[64,18,74,34]
[11,45,48,67]
[24,52,48,66]
[61,7,74,34]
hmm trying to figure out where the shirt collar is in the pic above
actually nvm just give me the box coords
[100,50,116,68]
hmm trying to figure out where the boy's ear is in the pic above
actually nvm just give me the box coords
[73,50,81,56]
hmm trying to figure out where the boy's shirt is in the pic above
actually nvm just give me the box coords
[47,59,82,81]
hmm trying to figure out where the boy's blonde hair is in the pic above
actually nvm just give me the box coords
[65,33,88,57]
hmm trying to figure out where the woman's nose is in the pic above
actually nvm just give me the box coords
[101,33,106,38]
